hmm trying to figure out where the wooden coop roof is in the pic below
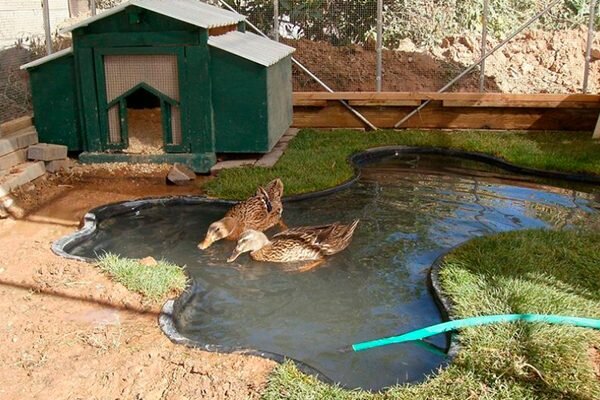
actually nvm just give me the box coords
[208,31,295,67]
[20,47,73,70]
[60,0,246,33]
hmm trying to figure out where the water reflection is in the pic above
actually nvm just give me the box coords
[68,153,600,390]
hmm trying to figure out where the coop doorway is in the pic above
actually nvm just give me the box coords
[102,53,184,153]
[124,87,163,154]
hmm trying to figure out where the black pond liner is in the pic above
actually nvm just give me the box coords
[52,146,600,392]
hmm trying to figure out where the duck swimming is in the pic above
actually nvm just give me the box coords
[198,178,284,250]
[227,220,360,272]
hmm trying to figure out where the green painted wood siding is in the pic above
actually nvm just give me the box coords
[29,53,82,150]
[266,56,293,149]
[211,48,269,153]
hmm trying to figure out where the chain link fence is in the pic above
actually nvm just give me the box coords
[1,0,599,124]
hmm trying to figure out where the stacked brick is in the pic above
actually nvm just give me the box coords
[0,116,71,199]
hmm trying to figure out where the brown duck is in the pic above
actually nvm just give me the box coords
[227,220,360,272]
[198,178,284,249]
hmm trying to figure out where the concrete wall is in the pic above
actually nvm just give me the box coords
[0,0,80,49]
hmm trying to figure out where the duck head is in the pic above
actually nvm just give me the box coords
[227,229,271,262]
[197,217,236,250]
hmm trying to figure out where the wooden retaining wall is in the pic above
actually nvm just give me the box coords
[291,92,600,131]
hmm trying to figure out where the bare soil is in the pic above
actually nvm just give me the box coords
[0,164,275,400]
[288,28,600,93]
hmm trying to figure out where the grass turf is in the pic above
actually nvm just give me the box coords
[262,229,600,399]
[206,129,600,199]
[97,253,188,300]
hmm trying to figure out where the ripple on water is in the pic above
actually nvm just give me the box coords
[67,153,600,390]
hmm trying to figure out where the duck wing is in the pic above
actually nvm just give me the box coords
[313,219,360,256]
[225,189,273,230]
[253,237,323,262]
[273,223,341,243]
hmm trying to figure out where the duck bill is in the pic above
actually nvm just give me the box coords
[197,238,212,250]
[227,250,242,263]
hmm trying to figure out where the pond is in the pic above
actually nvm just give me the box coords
[63,152,600,391]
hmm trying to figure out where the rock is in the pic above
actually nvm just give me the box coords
[45,158,72,173]
[0,161,45,197]
[396,37,417,53]
[139,256,158,267]
[27,143,68,161]
[166,163,196,185]
[0,149,27,171]
[591,48,600,61]
[459,35,477,52]
[441,36,455,48]
[0,127,38,157]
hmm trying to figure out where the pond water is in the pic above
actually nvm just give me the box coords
[67,153,600,390]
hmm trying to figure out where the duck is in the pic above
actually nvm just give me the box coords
[198,178,284,249]
[227,220,360,272]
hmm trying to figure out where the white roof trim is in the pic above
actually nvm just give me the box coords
[208,31,295,67]
[20,47,73,70]
[60,0,245,33]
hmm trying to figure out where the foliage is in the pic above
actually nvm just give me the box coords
[218,0,599,48]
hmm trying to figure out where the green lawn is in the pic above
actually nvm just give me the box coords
[97,253,188,301]
[206,129,600,199]
[206,129,600,398]
[263,230,600,400]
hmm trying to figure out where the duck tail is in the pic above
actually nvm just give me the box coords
[265,178,284,199]
[343,219,360,241]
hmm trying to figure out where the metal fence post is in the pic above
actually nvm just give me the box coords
[480,0,489,92]
[583,0,597,93]
[42,0,52,55]
[91,0,97,16]
[394,0,563,128]
[273,0,279,41]
[375,0,383,92]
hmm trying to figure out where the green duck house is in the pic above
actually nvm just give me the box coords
[21,0,295,172]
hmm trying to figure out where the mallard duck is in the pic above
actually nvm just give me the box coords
[198,178,284,249]
[227,220,360,272]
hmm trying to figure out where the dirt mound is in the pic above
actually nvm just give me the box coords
[288,27,600,93]
[288,39,493,92]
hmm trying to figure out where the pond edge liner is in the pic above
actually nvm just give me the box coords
[51,145,600,262]
[50,146,600,391]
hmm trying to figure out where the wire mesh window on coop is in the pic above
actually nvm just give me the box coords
[2,0,600,124]
[103,54,182,153]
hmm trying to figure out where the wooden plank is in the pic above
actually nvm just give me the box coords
[209,24,238,36]
[348,100,421,106]
[0,116,33,137]
[292,101,598,131]
[593,112,600,139]
[443,100,600,109]
[293,99,328,107]
[293,91,600,103]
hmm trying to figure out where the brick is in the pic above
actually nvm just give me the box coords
[0,127,38,157]
[255,149,284,167]
[45,158,72,173]
[0,116,33,137]
[0,149,27,171]
[0,161,45,197]
[28,143,68,161]
[167,163,196,185]
[210,159,257,173]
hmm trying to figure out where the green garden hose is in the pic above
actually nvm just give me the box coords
[351,314,600,352]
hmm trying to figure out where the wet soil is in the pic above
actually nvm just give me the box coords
[0,164,275,400]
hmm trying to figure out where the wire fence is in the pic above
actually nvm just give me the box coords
[1,0,599,124]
